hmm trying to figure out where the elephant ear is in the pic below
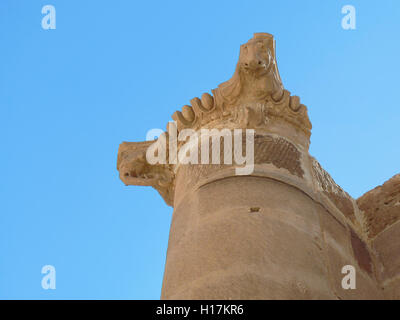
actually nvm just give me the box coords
[217,64,242,106]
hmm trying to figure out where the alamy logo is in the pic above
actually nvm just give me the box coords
[41,265,56,290]
[146,122,255,175]
[341,265,356,290]
[341,5,356,30]
[41,5,56,30]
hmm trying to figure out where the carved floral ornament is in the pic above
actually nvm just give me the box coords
[117,33,312,206]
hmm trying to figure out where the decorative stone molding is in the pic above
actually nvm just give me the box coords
[116,32,400,299]
[117,141,175,206]
[117,33,312,206]
[171,33,311,141]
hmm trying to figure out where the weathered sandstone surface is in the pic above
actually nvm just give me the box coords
[117,33,399,299]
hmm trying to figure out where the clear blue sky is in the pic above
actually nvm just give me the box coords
[0,0,399,299]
